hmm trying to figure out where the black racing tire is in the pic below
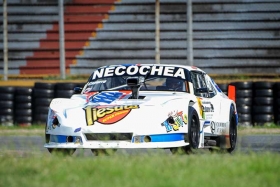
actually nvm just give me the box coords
[236,90,252,98]
[48,149,76,156]
[45,123,76,156]
[253,97,273,105]
[15,102,32,109]
[34,82,55,90]
[276,91,280,98]
[231,81,253,89]
[252,106,274,114]
[15,87,33,95]
[15,95,32,103]
[0,101,13,108]
[237,105,251,114]
[34,98,53,106]
[254,89,273,97]
[227,105,238,153]
[170,106,200,155]
[0,86,15,93]
[55,83,76,90]
[91,149,117,156]
[0,108,13,115]
[183,106,200,154]
[33,89,54,98]
[217,83,228,92]
[55,90,74,98]
[235,98,252,106]
[0,93,14,101]
[238,114,252,122]
[253,82,274,89]
[15,109,32,116]
[253,114,274,123]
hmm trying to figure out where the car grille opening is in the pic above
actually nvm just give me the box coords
[84,133,133,141]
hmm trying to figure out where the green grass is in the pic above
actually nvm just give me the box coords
[1,124,280,136]
[0,152,279,187]
[1,124,280,187]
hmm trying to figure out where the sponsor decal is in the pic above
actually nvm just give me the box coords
[161,111,188,132]
[92,65,186,80]
[84,105,139,125]
[210,121,228,134]
[201,101,215,113]
[198,98,215,119]
[90,92,124,104]
[197,97,205,119]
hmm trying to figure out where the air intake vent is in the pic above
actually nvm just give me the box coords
[85,133,133,141]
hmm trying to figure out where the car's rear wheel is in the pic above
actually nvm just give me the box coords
[227,108,237,153]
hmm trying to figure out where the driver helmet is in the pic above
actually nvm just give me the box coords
[166,78,183,90]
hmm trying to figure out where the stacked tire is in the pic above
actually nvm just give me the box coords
[0,87,15,126]
[217,83,228,95]
[231,82,253,126]
[32,82,55,124]
[252,81,275,126]
[55,82,76,98]
[55,82,85,98]
[275,82,280,125]
[14,87,33,126]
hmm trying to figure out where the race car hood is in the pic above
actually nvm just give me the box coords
[49,91,192,134]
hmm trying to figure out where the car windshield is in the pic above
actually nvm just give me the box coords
[82,65,188,93]
[82,76,188,93]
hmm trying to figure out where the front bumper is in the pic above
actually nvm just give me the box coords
[44,133,189,149]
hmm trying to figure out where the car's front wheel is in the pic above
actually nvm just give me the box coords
[170,106,200,155]
[48,148,76,156]
[91,149,117,156]
[45,124,76,156]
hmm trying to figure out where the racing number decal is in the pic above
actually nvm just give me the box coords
[84,105,139,125]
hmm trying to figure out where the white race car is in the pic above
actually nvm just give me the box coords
[44,64,238,155]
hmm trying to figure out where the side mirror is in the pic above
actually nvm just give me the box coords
[73,87,83,94]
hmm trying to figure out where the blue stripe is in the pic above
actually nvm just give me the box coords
[50,135,67,143]
[150,133,185,142]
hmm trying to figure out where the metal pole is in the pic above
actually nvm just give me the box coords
[59,0,66,79]
[155,0,160,64]
[187,0,193,66]
[3,0,8,80]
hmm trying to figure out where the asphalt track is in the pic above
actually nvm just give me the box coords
[0,135,280,157]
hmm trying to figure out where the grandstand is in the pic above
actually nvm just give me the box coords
[0,0,280,76]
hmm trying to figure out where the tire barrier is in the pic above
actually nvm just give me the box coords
[231,81,253,126]
[252,82,275,126]
[0,87,15,126]
[14,87,33,126]
[32,82,55,125]
[274,82,280,125]
[0,81,279,126]
[55,82,85,98]
[217,83,228,95]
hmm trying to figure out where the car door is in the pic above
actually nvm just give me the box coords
[190,71,221,121]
